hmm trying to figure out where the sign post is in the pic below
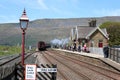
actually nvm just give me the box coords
[25,64,36,80]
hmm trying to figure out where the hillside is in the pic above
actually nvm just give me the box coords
[29,16,120,27]
[0,16,120,47]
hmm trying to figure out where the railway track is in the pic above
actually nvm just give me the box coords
[0,54,20,64]
[37,51,67,80]
[0,52,33,66]
[39,51,91,80]
[45,50,120,80]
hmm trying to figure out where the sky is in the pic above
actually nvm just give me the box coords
[1,0,120,23]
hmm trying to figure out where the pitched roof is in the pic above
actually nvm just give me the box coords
[77,26,95,38]
[77,26,109,39]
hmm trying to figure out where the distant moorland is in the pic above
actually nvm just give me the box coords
[0,16,120,47]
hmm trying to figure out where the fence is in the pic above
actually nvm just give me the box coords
[0,65,16,80]
[37,64,57,80]
[0,63,57,80]
[89,47,104,55]
[15,63,24,80]
[89,47,120,63]
[109,48,120,63]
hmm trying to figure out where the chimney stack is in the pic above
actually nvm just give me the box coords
[89,19,96,27]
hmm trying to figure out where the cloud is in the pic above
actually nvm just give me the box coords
[37,0,48,10]
[94,9,120,16]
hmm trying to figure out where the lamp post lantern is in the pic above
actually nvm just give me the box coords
[19,9,29,65]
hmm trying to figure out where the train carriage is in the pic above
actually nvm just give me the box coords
[38,41,46,51]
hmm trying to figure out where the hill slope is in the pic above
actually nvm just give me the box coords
[0,16,120,46]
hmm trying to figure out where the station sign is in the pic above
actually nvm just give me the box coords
[25,64,36,80]
[37,68,57,72]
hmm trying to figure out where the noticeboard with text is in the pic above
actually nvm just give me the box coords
[25,64,36,80]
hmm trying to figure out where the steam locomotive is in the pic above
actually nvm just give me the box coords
[38,41,46,51]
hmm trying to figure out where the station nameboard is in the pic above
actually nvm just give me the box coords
[25,64,36,80]
[37,68,57,72]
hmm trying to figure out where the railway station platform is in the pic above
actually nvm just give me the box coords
[54,48,120,71]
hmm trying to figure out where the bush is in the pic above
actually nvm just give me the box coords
[100,22,120,46]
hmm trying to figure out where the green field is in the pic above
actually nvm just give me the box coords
[0,46,21,56]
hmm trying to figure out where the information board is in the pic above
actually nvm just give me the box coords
[37,68,57,72]
[25,64,36,80]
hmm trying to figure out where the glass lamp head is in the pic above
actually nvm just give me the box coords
[19,9,29,30]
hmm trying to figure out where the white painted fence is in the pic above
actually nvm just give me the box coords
[88,47,104,55]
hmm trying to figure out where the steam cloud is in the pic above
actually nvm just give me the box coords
[50,38,69,47]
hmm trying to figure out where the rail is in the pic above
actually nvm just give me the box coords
[40,51,67,80]
[44,51,91,80]
[49,50,120,79]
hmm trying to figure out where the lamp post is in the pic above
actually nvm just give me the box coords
[19,9,29,65]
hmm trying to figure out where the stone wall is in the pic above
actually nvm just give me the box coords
[90,30,108,47]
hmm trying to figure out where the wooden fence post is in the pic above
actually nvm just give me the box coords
[109,48,111,59]
[15,63,17,80]
[15,63,25,80]
[51,64,57,80]
[113,48,115,61]
[116,49,119,63]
